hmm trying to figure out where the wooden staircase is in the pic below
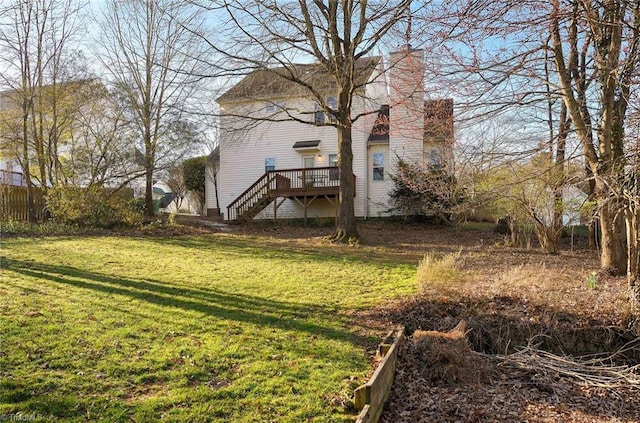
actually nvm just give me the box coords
[226,173,276,222]
[226,167,354,222]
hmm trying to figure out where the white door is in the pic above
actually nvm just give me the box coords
[302,156,316,188]
[302,156,315,168]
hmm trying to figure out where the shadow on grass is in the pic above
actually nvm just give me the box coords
[142,233,448,267]
[2,256,364,347]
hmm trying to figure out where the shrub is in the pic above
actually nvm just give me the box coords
[388,159,463,224]
[183,156,207,214]
[0,219,89,236]
[46,186,142,228]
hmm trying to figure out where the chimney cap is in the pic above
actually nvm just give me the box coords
[390,47,424,56]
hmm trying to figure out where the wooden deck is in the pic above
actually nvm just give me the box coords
[227,167,354,222]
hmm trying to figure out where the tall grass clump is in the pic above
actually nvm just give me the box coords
[417,252,462,291]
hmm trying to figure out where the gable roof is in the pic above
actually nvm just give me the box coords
[217,56,381,104]
[0,79,103,112]
[367,104,390,144]
[366,99,454,144]
[424,98,454,140]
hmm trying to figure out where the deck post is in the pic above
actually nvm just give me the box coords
[303,196,308,225]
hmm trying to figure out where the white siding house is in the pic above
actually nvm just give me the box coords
[206,50,454,222]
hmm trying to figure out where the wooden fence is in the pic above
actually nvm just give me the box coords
[0,185,46,221]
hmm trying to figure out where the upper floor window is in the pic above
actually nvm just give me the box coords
[429,148,444,169]
[265,157,276,172]
[326,96,337,123]
[314,95,338,125]
[314,104,325,125]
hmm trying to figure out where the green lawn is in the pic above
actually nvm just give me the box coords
[0,232,417,422]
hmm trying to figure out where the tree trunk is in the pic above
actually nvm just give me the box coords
[22,104,37,223]
[145,163,154,217]
[213,173,220,212]
[625,205,639,315]
[599,199,626,274]
[552,104,569,244]
[331,123,359,241]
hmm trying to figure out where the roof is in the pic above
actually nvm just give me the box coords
[366,99,454,144]
[292,140,321,149]
[367,105,390,144]
[424,99,454,140]
[0,79,101,111]
[217,56,381,103]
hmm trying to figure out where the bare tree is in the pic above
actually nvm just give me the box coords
[421,1,639,276]
[194,0,414,240]
[549,0,640,276]
[0,0,84,221]
[64,81,146,188]
[166,163,187,211]
[97,0,208,217]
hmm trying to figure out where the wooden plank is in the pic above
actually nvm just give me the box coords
[355,404,372,423]
[377,328,396,357]
[353,326,404,423]
[0,186,45,221]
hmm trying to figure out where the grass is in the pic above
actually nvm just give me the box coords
[0,232,416,422]
[417,252,461,291]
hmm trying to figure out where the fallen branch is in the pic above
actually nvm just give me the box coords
[496,343,640,391]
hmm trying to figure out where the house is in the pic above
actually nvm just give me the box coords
[206,49,454,222]
[0,90,27,186]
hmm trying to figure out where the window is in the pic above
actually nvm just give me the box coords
[328,154,339,180]
[326,96,337,123]
[314,95,337,125]
[314,105,325,125]
[328,154,338,167]
[372,153,385,181]
[265,157,276,172]
[429,148,444,168]
[266,101,284,113]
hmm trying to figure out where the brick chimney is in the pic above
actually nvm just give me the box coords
[388,48,425,166]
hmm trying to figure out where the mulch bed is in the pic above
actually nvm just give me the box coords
[380,329,640,422]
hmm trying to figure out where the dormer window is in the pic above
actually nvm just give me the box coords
[266,100,284,113]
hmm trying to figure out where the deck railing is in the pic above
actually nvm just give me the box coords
[227,166,354,221]
[0,170,26,187]
[267,166,341,194]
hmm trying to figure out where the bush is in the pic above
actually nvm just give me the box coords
[46,186,142,228]
[183,156,207,214]
[0,219,89,236]
[389,160,463,224]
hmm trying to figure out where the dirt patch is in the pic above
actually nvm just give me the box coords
[381,325,640,423]
[334,222,640,422]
